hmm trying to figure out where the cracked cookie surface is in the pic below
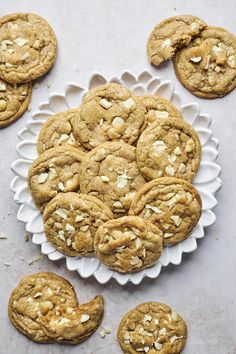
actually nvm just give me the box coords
[0,79,31,127]
[28,146,85,211]
[79,141,146,217]
[0,13,57,83]
[43,192,113,256]
[75,83,146,150]
[140,95,182,128]
[136,119,201,182]
[147,15,206,66]
[129,177,202,246]
[37,109,87,154]
[173,26,236,98]
[118,302,187,354]
[8,272,78,342]
[94,216,163,273]
[38,295,104,344]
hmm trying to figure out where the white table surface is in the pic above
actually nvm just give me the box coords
[0,1,235,353]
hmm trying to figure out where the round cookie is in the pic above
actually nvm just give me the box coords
[37,109,87,154]
[8,272,78,343]
[140,95,182,127]
[0,13,57,83]
[147,15,206,66]
[94,216,163,273]
[79,141,146,217]
[75,83,146,150]
[43,192,113,256]
[28,146,85,211]
[136,119,201,182]
[39,295,104,344]
[0,79,31,128]
[129,177,202,246]
[118,302,187,354]
[173,26,236,98]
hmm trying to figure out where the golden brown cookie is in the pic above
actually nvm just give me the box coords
[79,141,146,217]
[43,192,113,256]
[140,95,182,128]
[147,15,206,66]
[75,83,146,150]
[38,295,104,344]
[37,109,87,154]
[136,119,201,182]
[94,216,163,273]
[8,272,78,343]
[28,146,85,211]
[129,177,202,246]
[0,79,31,128]
[118,302,187,353]
[173,26,236,98]
[0,13,57,83]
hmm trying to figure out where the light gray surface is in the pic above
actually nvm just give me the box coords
[0,0,235,353]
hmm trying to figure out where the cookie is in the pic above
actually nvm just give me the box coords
[94,216,163,273]
[0,79,31,128]
[118,302,187,353]
[129,177,202,246]
[37,109,87,154]
[75,83,146,150]
[147,15,206,66]
[136,119,201,182]
[38,295,104,344]
[140,95,182,127]
[173,26,236,98]
[8,272,78,343]
[28,146,85,211]
[43,192,113,256]
[79,141,146,217]
[0,13,57,83]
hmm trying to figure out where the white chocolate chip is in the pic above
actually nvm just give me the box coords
[145,204,162,214]
[186,192,193,202]
[130,256,141,266]
[168,155,177,164]
[112,116,124,128]
[162,38,172,48]
[152,140,167,154]
[185,138,195,153]
[170,335,183,343]
[171,309,179,321]
[58,182,65,191]
[159,327,167,335]
[14,37,28,46]
[165,165,175,176]
[2,39,13,45]
[178,163,186,174]
[214,66,221,73]
[80,225,89,232]
[75,215,84,222]
[99,98,112,109]
[80,314,90,323]
[37,173,48,184]
[116,173,130,189]
[154,342,163,350]
[155,110,169,119]
[135,237,142,249]
[65,223,75,233]
[154,319,160,325]
[112,230,123,239]
[190,56,202,63]
[142,249,146,258]
[55,208,68,220]
[190,22,200,31]
[170,215,182,227]
[144,347,150,353]
[5,62,16,68]
[143,314,152,322]
[205,55,211,70]
[58,230,65,241]
[100,175,110,182]
[227,55,236,68]
[66,238,72,246]
[174,146,181,155]
[99,118,104,126]
[22,52,29,61]
[113,201,123,208]
[122,98,135,109]
[34,292,43,298]
[0,83,6,91]
[164,232,173,238]
[59,134,69,141]
[8,48,14,54]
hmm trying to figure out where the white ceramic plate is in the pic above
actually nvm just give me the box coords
[10,70,222,285]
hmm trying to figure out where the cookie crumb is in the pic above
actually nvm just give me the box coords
[0,232,8,239]
[24,232,30,242]
[28,254,44,265]
[3,261,11,266]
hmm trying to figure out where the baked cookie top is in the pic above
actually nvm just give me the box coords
[147,15,206,66]
[75,83,146,149]
[43,192,113,256]
[38,295,104,344]
[28,146,85,211]
[0,79,31,128]
[37,109,87,154]
[173,26,236,98]
[118,302,187,354]
[0,13,57,83]
[140,95,182,127]
[129,177,202,246]
[79,141,146,217]
[94,216,163,273]
[8,272,78,343]
[136,119,201,182]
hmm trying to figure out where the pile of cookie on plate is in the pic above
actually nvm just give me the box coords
[28,81,203,274]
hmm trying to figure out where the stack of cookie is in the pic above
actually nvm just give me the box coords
[147,15,236,98]
[0,13,57,127]
[28,82,202,274]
